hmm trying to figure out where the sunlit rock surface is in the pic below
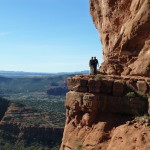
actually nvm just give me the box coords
[90,0,150,76]
[60,0,150,149]
[60,75,150,150]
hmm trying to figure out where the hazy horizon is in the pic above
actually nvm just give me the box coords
[0,0,103,73]
[0,69,89,74]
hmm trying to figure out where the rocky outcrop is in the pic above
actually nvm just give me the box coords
[60,0,150,149]
[90,0,150,76]
[65,76,149,116]
[0,99,63,148]
[61,117,150,150]
[47,87,69,96]
[60,75,150,150]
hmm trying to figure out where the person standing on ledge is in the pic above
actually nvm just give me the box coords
[89,57,95,75]
[93,57,99,75]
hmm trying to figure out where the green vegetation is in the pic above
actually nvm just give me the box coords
[125,91,149,99]
[2,92,66,113]
[95,74,104,80]
[0,75,73,94]
[125,92,136,98]
[77,144,82,150]
[119,80,125,84]
[135,114,150,123]
[1,92,66,127]
[0,75,71,127]
[0,75,73,150]
[138,94,149,99]
[0,137,59,150]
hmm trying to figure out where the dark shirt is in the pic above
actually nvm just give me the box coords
[89,59,95,66]
[94,59,98,66]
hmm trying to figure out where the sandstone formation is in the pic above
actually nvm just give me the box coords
[66,76,149,115]
[60,0,150,149]
[0,98,63,148]
[61,117,150,150]
[60,76,150,150]
[90,0,150,76]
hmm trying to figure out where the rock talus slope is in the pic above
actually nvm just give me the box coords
[90,0,150,76]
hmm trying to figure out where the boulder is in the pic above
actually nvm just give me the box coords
[136,81,148,95]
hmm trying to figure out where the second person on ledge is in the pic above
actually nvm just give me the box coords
[89,57,99,75]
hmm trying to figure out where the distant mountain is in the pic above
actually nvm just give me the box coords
[0,74,73,94]
[0,70,89,78]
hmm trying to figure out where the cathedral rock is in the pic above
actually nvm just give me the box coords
[60,0,150,150]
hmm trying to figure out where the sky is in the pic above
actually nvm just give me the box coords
[0,0,103,73]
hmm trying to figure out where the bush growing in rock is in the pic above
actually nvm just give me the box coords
[95,74,104,80]
[126,92,136,98]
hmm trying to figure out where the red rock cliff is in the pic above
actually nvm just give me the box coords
[60,75,150,150]
[90,0,150,76]
[60,0,150,149]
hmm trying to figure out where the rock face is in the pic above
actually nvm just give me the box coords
[66,77,149,116]
[60,75,150,150]
[61,114,150,150]
[90,0,150,76]
[60,0,150,149]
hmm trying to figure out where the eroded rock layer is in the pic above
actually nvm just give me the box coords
[60,0,150,149]
[90,0,150,76]
[0,98,63,148]
[60,75,150,150]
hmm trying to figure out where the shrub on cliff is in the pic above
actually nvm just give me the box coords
[135,114,150,123]
[95,74,104,80]
[125,92,136,98]
[77,144,82,150]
